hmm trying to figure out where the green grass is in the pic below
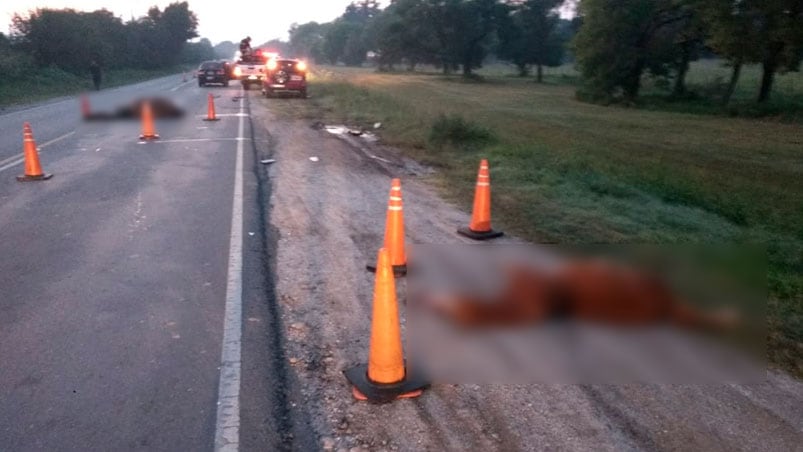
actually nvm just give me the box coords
[477,60,803,120]
[269,65,803,376]
[0,66,192,108]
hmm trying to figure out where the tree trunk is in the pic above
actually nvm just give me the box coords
[536,64,543,83]
[673,46,691,98]
[624,61,644,102]
[517,62,528,77]
[758,58,776,103]
[462,54,472,77]
[722,60,742,106]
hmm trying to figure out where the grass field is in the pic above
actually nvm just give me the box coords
[481,60,803,119]
[269,64,802,376]
[0,66,193,108]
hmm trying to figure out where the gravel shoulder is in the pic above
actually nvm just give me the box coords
[248,94,803,452]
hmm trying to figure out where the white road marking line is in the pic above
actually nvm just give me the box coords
[0,153,21,167]
[194,113,251,118]
[214,89,245,452]
[0,131,75,173]
[0,158,23,172]
[170,77,195,92]
[138,138,252,144]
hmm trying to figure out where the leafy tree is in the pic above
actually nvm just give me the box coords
[181,38,216,64]
[11,2,199,71]
[214,41,238,60]
[289,22,330,62]
[698,0,802,103]
[0,32,35,79]
[573,0,690,102]
[11,8,126,72]
[323,21,357,64]
[422,0,505,76]
[319,1,383,66]
[364,0,440,70]
[497,0,565,81]
[666,1,706,97]
[695,0,760,105]
[260,39,291,56]
[748,0,803,103]
[342,0,382,24]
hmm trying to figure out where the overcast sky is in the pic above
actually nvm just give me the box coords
[2,0,355,44]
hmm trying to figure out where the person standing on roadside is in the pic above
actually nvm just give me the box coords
[90,60,102,91]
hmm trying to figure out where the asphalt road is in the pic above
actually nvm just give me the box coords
[0,75,313,451]
[1,74,802,452]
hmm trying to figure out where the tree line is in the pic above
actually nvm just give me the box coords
[288,0,577,80]
[1,2,214,79]
[286,0,801,104]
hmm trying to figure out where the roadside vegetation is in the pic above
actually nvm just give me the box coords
[286,1,801,115]
[268,64,803,376]
[0,66,192,108]
[269,0,801,375]
[0,1,214,107]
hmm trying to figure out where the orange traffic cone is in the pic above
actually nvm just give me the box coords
[81,94,91,119]
[366,178,407,277]
[345,248,427,403]
[203,93,220,121]
[458,159,503,240]
[139,100,159,140]
[17,123,53,182]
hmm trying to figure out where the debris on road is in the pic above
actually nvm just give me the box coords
[260,159,276,165]
[369,154,392,164]
[309,157,319,162]
[373,122,382,129]
[324,125,347,135]
[324,125,378,143]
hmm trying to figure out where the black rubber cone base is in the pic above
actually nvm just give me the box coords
[139,134,160,140]
[457,227,503,241]
[203,117,220,122]
[344,364,428,404]
[17,173,53,182]
[365,263,407,277]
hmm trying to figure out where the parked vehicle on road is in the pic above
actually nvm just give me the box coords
[197,61,229,87]
[262,59,308,98]
[233,49,272,90]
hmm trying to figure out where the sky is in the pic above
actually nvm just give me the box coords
[2,0,355,45]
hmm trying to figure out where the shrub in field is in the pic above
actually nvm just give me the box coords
[429,114,496,149]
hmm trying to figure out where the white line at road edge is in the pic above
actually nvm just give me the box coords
[0,131,75,173]
[214,89,245,452]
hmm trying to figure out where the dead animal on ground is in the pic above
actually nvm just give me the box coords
[419,259,738,332]
[84,97,185,120]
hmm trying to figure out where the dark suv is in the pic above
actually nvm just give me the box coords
[197,61,229,87]
[262,59,308,98]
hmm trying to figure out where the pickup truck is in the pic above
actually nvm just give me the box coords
[232,50,270,90]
